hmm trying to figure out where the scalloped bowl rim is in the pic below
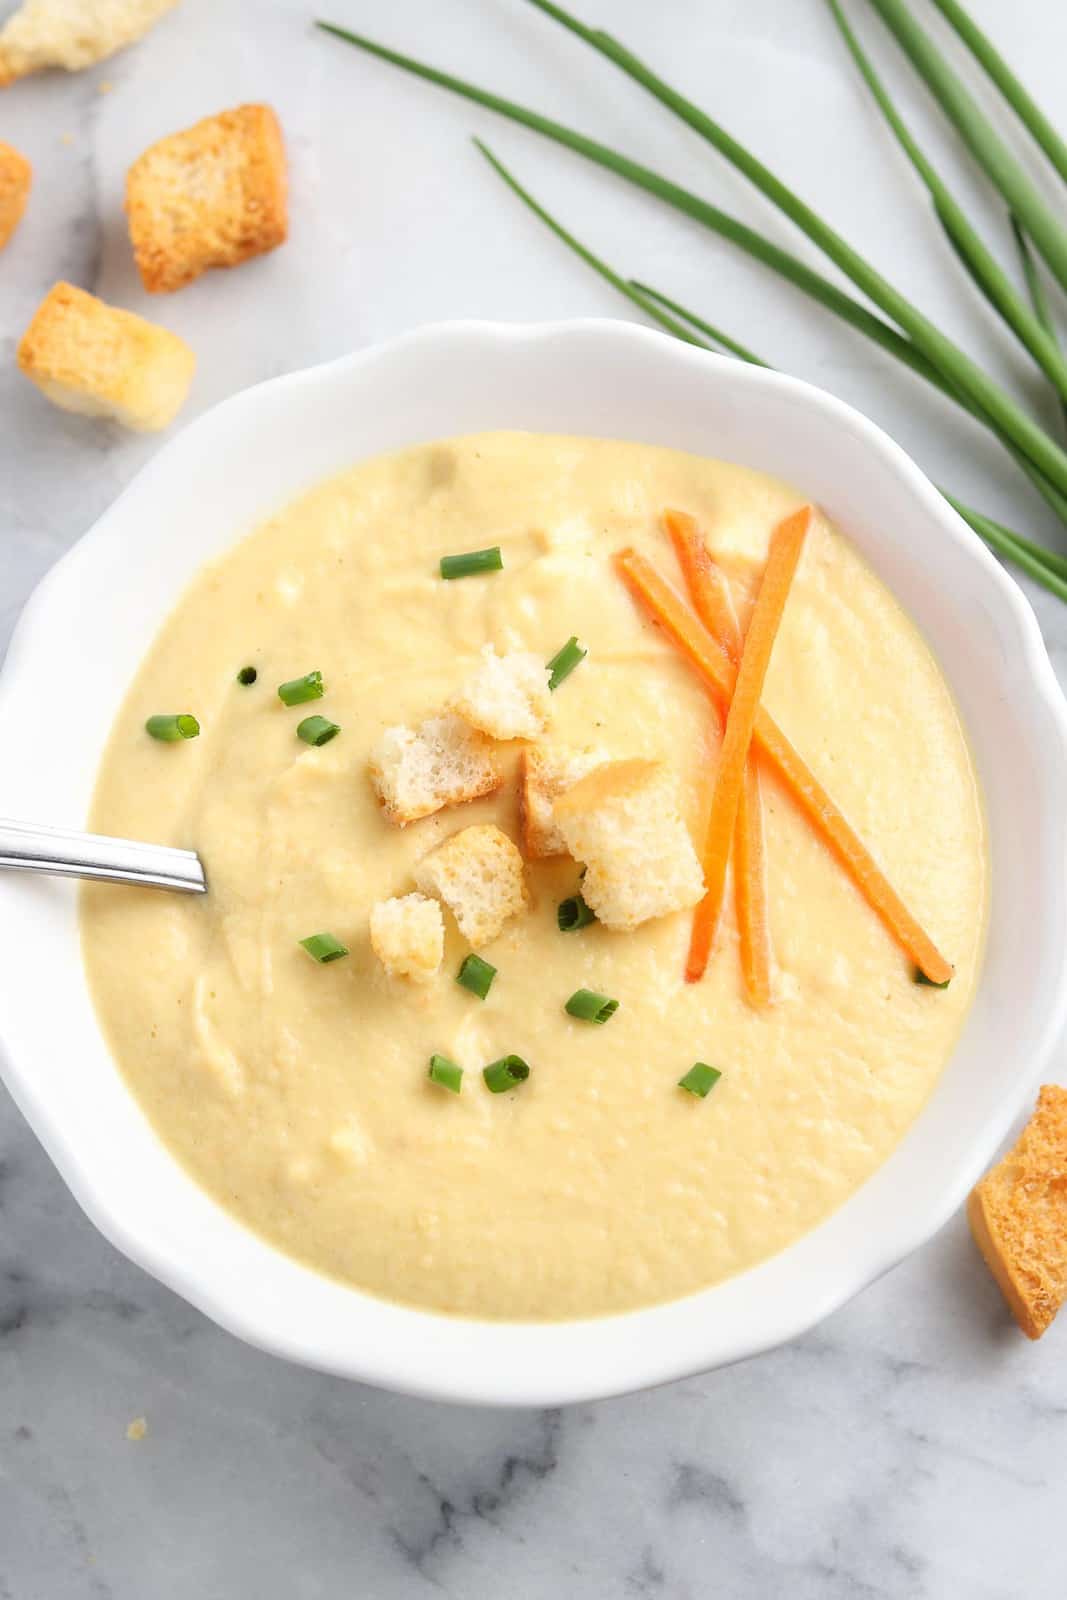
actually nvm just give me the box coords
[1,319,1065,1406]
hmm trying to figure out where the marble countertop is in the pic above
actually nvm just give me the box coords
[2,1,1067,1594]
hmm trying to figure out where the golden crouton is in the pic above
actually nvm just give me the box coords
[519,743,604,860]
[415,824,528,947]
[368,713,501,827]
[968,1085,1067,1339]
[17,281,195,430]
[126,103,288,293]
[450,646,553,741]
[554,759,705,931]
[0,141,31,248]
[369,893,444,983]
[0,0,179,85]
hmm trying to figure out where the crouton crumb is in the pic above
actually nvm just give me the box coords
[415,824,528,947]
[450,645,553,741]
[370,893,444,983]
[968,1084,1067,1339]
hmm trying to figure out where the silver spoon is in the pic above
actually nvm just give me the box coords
[0,817,206,894]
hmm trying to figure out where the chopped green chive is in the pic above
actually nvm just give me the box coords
[564,988,619,1025]
[483,1054,530,1093]
[914,967,952,989]
[299,932,349,963]
[546,635,587,689]
[278,671,324,706]
[145,714,200,741]
[428,1053,464,1093]
[439,546,503,580]
[456,953,497,999]
[678,1063,721,1098]
[557,893,596,932]
[236,666,258,685]
[297,714,341,747]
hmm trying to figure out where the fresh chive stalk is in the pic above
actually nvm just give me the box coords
[145,714,199,741]
[827,0,1067,404]
[865,0,1067,294]
[456,953,497,999]
[564,988,619,1024]
[1012,216,1067,436]
[546,634,587,689]
[237,666,258,685]
[557,893,596,932]
[928,0,1067,188]
[440,546,503,579]
[519,0,1067,499]
[678,1062,722,1098]
[914,966,952,989]
[278,671,324,706]
[483,1054,530,1092]
[478,142,1067,596]
[299,932,349,963]
[318,17,1067,512]
[428,1053,464,1092]
[297,714,341,747]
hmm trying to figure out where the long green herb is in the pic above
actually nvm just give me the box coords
[1012,216,1067,436]
[478,141,1067,596]
[827,0,1067,403]
[865,0,1067,294]
[519,0,1067,499]
[928,0,1067,188]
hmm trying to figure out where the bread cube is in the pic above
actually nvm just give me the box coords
[554,759,705,931]
[518,743,604,860]
[126,103,288,293]
[0,0,179,85]
[968,1084,1067,1339]
[450,646,553,741]
[368,713,501,827]
[415,824,528,947]
[17,281,195,430]
[0,141,31,249]
[369,893,444,983]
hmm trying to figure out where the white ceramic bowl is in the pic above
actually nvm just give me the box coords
[2,320,1066,1406]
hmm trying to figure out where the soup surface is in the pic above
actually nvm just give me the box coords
[82,432,986,1319]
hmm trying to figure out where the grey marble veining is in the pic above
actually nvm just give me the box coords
[2,1,1067,1595]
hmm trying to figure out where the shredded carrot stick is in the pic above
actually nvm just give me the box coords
[734,757,773,1006]
[685,507,810,981]
[666,509,772,1003]
[665,509,742,655]
[614,546,955,987]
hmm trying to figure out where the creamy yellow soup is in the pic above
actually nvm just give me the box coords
[81,433,986,1320]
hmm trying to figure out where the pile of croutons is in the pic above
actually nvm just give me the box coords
[3,2,288,433]
[366,646,705,982]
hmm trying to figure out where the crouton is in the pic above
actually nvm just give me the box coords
[126,103,288,293]
[369,893,444,983]
[967,1085,1067,1339]
[554,759,705,931]
[369,714,501,827]
[0,0,178,84]
[415,824,528,947]
[519,743,604,860]
[0,141,31,249]
[17,281,195,430]
[449,646,553,741]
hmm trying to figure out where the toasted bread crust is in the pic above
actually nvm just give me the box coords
[415,824,528,947]
[518,744,603,860]
[968,1085,1067,1339]
[0,0,179,85]
[17,280,195,430]
[126,103,288,293]
[0,140,31,248]
[368,714,502,827]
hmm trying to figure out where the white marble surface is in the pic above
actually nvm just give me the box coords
[2,0,1067,1593]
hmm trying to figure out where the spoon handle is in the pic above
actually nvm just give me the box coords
[0,818,207,894]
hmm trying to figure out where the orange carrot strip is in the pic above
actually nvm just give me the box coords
[665,509,742,657]
[685,507,810,981]
[666,509,772,1003]
[734,757,773,1006]
[614,547,955,987]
